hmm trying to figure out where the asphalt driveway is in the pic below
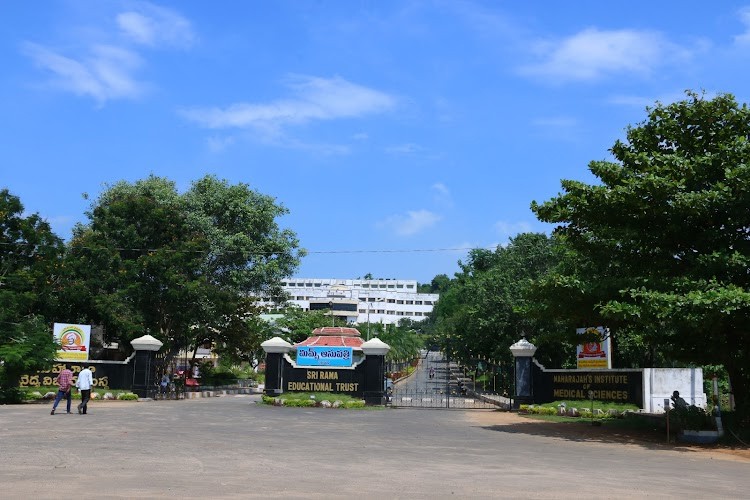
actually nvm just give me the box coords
[1,396,748,498]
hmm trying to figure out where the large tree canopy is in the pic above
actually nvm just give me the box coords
[68,175,303,361]
[0,189,62,399]
[532,92,750,417]
[427,233,569,367]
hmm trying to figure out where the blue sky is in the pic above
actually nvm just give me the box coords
[3,1,750,283]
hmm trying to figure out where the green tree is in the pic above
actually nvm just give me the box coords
[532,92,750,417]
[378,320,423,363]
[0,190,62,400]
[429,233,566,366]
[67,175,302,364]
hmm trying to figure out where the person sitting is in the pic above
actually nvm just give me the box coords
[671,390,688,409]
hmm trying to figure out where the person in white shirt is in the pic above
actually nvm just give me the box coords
[76,365,94,414]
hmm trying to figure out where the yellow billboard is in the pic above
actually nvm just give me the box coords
[53,323,91,361]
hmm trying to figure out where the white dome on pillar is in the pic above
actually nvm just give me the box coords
[130,334,163,351]
[510,337,537,358]
[361,338,390,356]
[261,336,293,353]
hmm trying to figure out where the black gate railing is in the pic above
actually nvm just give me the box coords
[388,351,512,409]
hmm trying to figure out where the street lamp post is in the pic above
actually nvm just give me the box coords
[366,297,384,341]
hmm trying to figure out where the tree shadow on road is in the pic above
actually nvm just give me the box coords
[476,415,750,459]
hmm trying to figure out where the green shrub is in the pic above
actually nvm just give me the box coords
[0,387,23,404]
[284,398,316,407]
[117,392,138,401]
[343,400,365,409]
[669,404,713,430]
[261,395,275,405]
[24,391,43,401]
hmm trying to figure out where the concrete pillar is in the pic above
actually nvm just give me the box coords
[130,334,163,398]
[361,338,390,405]
[510,337,537,409]
[261,337,292,396]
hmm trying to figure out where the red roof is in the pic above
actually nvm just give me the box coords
[295,326,364,348]
[311,327,361,336]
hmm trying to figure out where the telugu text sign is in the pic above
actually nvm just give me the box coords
[296,347,353,367]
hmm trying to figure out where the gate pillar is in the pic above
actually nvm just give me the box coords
[510,337,537,409]
[130,334,163,398]
[361,338,390,405]
[261,337,293,396]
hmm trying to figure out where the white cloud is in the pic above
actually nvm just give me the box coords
[22,2,194,103]
[179,75,396,131]
[734,7,750,45]
[385,143,422,155]
[206,135,236,153]
[22,42,144,103]
[531,116,577,128]
[378,210,441,236]
[495,220,532,239]
[431,182,453,207]
[609,90,717,109]
[117,2,196,48]
[520,28,689,82]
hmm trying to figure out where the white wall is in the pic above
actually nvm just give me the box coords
[642,368,707,413]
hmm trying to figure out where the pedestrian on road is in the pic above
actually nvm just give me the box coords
[50,364,73,415]
[160,373,170,399]
[76,364,94,414]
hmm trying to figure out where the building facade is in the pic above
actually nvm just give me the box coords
[276,278,439,325]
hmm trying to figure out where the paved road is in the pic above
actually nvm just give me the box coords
[1,396,748,498]
[393,351,498,408]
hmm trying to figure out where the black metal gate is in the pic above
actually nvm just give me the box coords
[388,351,512,409]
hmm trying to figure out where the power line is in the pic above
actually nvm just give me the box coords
[0,240,485,256]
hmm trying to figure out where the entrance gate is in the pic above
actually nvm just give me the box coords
[388,351,511,409]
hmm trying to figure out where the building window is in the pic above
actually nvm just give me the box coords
[406,300,414,305]
[314,283,321,287]
[397,300,404,304]
[397,284,403,288]
[362,284,369,288]
[415,301,422,305]
[387,299,395,303]
[406,284,414,289]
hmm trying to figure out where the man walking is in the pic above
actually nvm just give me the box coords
[76,364,94,414]
[50,364,73,415]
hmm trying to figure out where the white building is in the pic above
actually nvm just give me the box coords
[276,278,439,325]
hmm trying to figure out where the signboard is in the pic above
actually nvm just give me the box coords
[285,369,362,394]
[53,323,91,361]
[576,326,611,369]
[296,347,353,367]
[19,362,120,390]
[548,372,640,403]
